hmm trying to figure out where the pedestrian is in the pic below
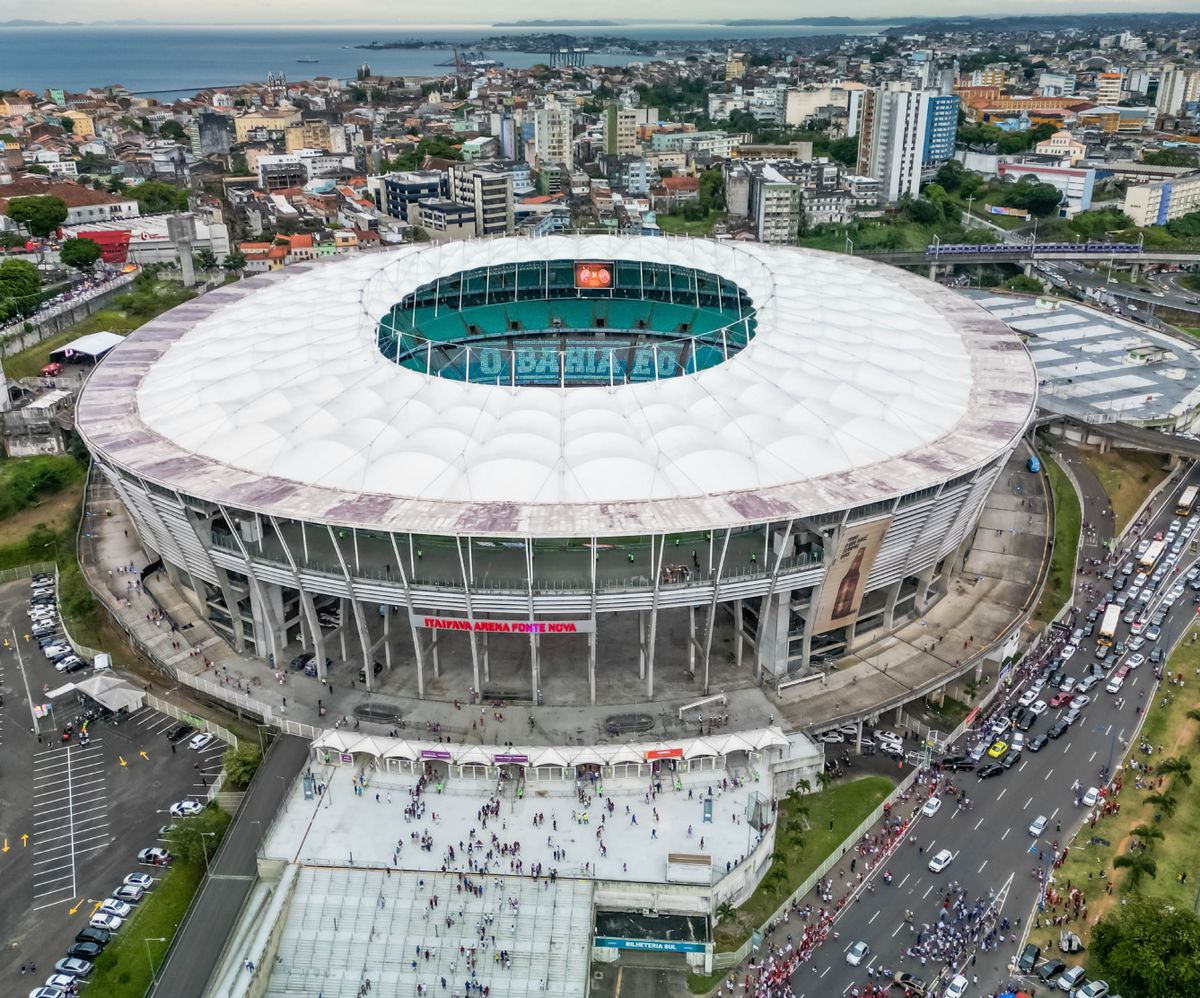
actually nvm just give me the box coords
[171,743,176,754]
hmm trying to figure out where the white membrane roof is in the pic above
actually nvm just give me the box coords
[77,236,1037,536]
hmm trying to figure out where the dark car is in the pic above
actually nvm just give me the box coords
[1018,943,1041,973]
[1036,958,1066,982]
[67,941,104,960]
[358,660,384,683]
[1048,718,1070,739]
[940,755,975,772]
[289,652,314,671]
[1046,668,1066,688]
[165,723,194,743]
[74,926,111,947]
[1027,734,1049,753]
[60,657,89,674]
[1016,709,1037,732]
[1000,749,1022,769]
[1150,648,1165,664]
[976,763,1004,779]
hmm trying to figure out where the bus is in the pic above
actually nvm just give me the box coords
[1098,604,1121,647]
[1140,539,1166,570]
[1176,485,1198,517]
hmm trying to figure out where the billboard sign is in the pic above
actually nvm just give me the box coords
[76,229,132,264]
[987,205,1031,221]
[645,747,683,761]
[594,937,707,954]
[811,516,892,635]
[411,614,594,635]
[574,261,614,289]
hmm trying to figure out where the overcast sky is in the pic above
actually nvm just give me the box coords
[8,0,1200,25]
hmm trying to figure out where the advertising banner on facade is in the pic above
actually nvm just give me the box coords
[810,516,892,635]
[410,614,594,635]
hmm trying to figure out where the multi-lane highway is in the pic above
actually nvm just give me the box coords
[792,462,1199,998]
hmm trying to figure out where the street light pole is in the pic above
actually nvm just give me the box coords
[198,830,216,874]
[966,195,975,223]
[145,936,167,986]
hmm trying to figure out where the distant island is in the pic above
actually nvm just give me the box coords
[356,39,447,50]
[494,19,623,27]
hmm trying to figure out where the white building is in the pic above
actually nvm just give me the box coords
[855,86,949,203]
[1122,174,1200,227]
[534,101,573,169]
[1156,66,1200,116]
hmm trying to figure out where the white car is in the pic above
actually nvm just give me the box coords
[1029,814,1048,837]
[1061,644,1077,661]
[188,732,215,751]
[124,872,155,890]
[928,848,954,873]
[845,941,870,966]
[1106,675,1125,694]
[944,974,969,998]
[1029,700,1048,716]
[99,897,132,918]
[1126,653,1145,669]
[921,796,943,817]
[1018,689,1038,707]
[89,912,122,931]
[1069,694,1090,711]
[1082,787,1100,808]
[1076,981,1109,998]
[819,731,845,744]
[169,800,203,817]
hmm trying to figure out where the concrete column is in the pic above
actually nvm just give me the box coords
[349,598,374,691]
[587,620,597,706]
[383,604,392,671]
[482,633,490,682]
[530,633,541,702]
[882,579,903,632]
[687,605,697,677]
[338,598,349,661]
[855,718,863,755]
[410,620,426,699]
[431,626,440,678]
[211,565,246,652]
[734,600,744,669]
[638,611,646,679]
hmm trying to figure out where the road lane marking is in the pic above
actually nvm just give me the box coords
[974,817,984,830]
[869,910,880,924]
[978,860,988,873]
[997,789,1007,800]
[1002,827,1011,840]
[898,873,910,889]
[923,884,934,899]
[1024,796,1033,810]
[1045,768,1053,781]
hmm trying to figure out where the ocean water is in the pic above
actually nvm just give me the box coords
[0,23,892,95]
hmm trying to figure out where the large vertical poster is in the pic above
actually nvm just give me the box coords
[811,517,892,635]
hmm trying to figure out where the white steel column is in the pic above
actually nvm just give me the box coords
[268,515,328,681]
[701,528,732,694]
[646,535,666,698]
[326,525,375,691]
[388,532,426,698]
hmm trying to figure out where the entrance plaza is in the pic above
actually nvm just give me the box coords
[261,729,789,885]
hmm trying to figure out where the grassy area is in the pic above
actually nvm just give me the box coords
[1077,449,1169,534]
[1,279,194,379]
[1050,626,1200,953]
[1035,452,1082,623]
[710,776,894,954]
[656,211,726,236]
[1178,325,1200,340]
[84,858,205,995]
[922,693,971,728]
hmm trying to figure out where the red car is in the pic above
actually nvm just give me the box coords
[41,361,63,377]
[1049,691,1072,708]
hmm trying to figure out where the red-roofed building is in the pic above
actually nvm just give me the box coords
[0,178,139,230]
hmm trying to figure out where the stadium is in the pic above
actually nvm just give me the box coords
[76,235,1038,705]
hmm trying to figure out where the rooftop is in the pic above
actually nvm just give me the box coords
[77,236,1037,537]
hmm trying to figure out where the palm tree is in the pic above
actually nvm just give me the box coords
[1158,757,1193,787]
[1114,853,1157,888]
[796,778,812,795]
[715,901,735,924]
[1144,793,1178,818]
[1129,824,1164,850]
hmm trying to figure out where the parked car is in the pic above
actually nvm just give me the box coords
[169,800,203,817]
[1056,966,1086,992]
[65,942,103,960]
[188,732,215,751]
[138,847,171,866]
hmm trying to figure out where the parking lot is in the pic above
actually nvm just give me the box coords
[0,577,228,985]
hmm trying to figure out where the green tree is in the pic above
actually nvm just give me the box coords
[131,180,189,214]
[58,566,95,622]
[935,159,966,193]
[59,116,74,134]
[828,136,858,167]
[1143,147,1200,168]
[105,174,128,194]
[1004,180,1062,216]
[1091,894,1200,998]
[5,195,69,237]
[1144,792,1178,817]
[159,119,187,141]
[0,257,40,306]
[25,163,50,176]
[60,237,103,272]
[222,742,262,789]
[1114,852,1158,888]
[1157,756,1193,786]
[0,230,24,248]
[1128,823,1164,850]
[194,248,218,272]
[1005,275,1044,294]
[164,805,231,867]
[222,249,246,276]
[26,523,58,559]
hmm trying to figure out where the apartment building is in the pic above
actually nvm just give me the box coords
[448,162,514,236]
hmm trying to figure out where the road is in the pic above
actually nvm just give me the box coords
[1037,260,1197,331]
[789,462,1199,998]
[146,733,310,998]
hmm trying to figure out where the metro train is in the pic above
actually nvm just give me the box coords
[925,242,1143,255]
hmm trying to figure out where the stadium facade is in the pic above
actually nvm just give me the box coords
[76,235,1037,703]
